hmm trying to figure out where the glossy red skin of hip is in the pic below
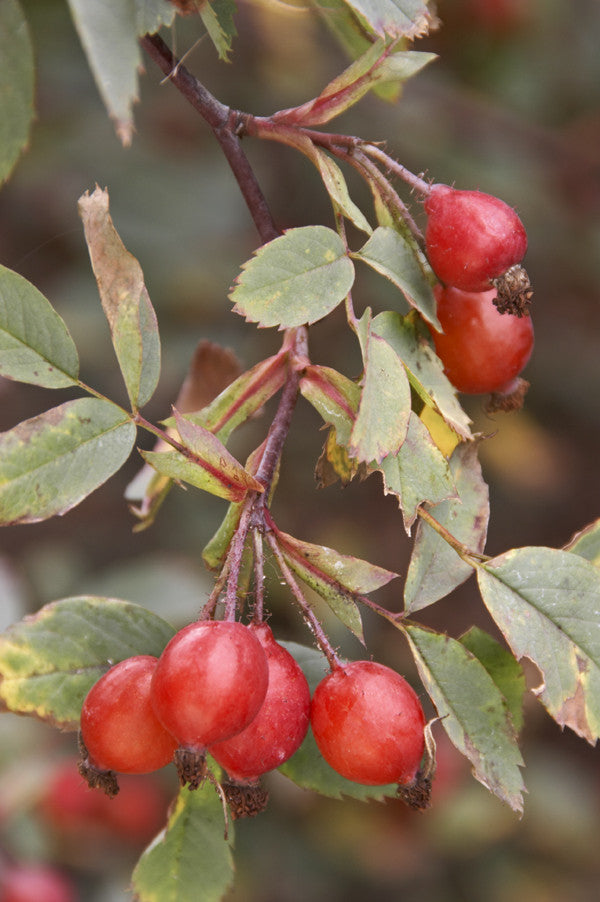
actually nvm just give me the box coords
[210,623,310,783]
[425,184,527,291]
[151,620,269,751]
[310,661,426,786]
[431,284,534,394]
[80,655,178,774]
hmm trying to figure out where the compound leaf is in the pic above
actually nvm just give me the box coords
[0,597,175,729]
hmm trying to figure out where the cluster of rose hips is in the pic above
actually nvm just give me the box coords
[78,620,427,817]
[423,184,535,410]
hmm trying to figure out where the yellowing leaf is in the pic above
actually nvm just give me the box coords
[0,399,136,525]
[0,598,174,729]
[79,187,161,409]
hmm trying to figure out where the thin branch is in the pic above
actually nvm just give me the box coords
[140,33,278,243]
[266,531,342,670]
[361,144,432,197]
[350,149,424,240]
[224,501,254,619]
[249,328,308,527]
[252,528,265,623]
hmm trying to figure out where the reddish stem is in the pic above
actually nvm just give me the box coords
[265,530,342,670]
[251,529,265,623]
[140,33,279,244]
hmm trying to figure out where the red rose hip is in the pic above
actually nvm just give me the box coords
[310,661,426,786]
[210,623,310,783]
[151,620,269,752]
[424,184,527,291]
[80,655,177,776]
[431,284,534,396]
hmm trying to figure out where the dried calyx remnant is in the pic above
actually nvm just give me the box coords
[493,265,534,317]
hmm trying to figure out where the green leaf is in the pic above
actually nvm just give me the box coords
[183,353,288,444]
[0,0,34,184]
[134,0,177,34]
[372,311,473,441]
[78,187,161,409]
[300,365,361,446]
[353,228,440,328]
[342,0,433,39]
[349,309,410,464]
[278,643,398,801]
[273,526,397,643]
[0,597,175,729]
[313,149,373,235]
[199,0,237,62]
[405,624,525,813]
[128,352,286,529]
[404,441,489,612]
[230,226,355,329]
[278,37,435,127]
[564,519,600,568]
[202,500,244,572]
[277,528,398,595]
[477,547,600,744]
[142,411,264,503]
[0,398,136,525]
[67,1,137,144]
[378,412,455,532]
[0,264,79,388]
[132,783,234,902]
[276,39,387,126]
[375,48,437,84]
[314,0,380,71]
[460,626,526,734]
[66,2,175,144]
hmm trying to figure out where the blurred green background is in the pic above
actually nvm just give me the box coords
[1,0,599,899]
